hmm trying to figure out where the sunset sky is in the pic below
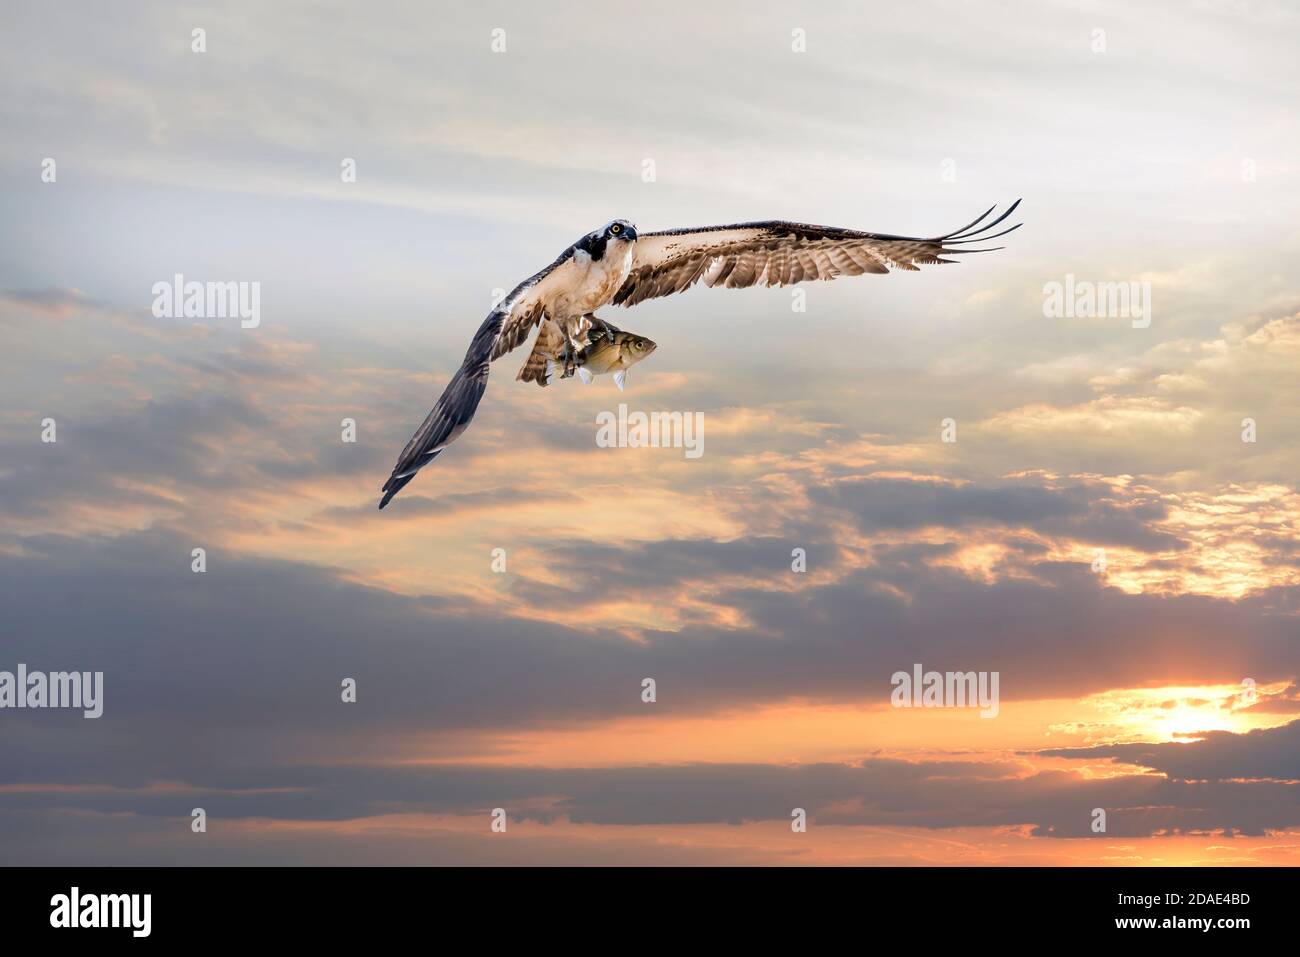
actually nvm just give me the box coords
[2,1,1298,865]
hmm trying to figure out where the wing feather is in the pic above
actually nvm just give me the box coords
[613,201,1021,307]
[378,257,565,509]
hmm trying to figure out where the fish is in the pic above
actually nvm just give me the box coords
[547,323,657,390]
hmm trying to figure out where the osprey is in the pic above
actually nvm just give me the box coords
[378,201,1021,509]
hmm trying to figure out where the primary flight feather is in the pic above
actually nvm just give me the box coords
[378,200,1022,509]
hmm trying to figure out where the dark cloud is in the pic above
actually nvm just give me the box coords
[810,475,1185,552]
[2,527,1295,788]
[0,394,272,518]
[1041,720,1300,783]
[508,536,845,612]
[4,749,1296,865]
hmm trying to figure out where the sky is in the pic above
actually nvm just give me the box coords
[1,0,1298,865]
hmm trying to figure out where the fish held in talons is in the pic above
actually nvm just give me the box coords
[548,320,657,390]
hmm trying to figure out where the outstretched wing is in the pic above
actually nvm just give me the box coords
[613,200,1021,308]
[378,260,562,509]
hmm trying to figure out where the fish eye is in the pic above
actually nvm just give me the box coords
[610,223,622,235]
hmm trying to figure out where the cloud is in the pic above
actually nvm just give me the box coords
[808,473,1185,551]
[6,750,1298,851]
[1042,720,1300,782]
[2,527,1297,790]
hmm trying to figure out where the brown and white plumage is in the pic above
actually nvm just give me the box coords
[613,200,1021,307]
[379,202,1021,509]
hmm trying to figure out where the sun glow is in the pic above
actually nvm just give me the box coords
[1060,682,1294,744]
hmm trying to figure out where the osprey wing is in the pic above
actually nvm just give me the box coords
[378,256,566,509]
[613,201,1021,308]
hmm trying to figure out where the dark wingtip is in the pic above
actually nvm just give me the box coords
[938,201,1022,256]
[947,222,1023,245]
[378,471,417,510]
[943,199,1023,242]
[941,203,997,240]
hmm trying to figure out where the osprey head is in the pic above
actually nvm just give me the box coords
[603,219,637,243]
[577,220,637,262]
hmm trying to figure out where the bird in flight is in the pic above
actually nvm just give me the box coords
[378,200,1022,509]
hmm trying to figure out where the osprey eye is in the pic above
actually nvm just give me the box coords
[610,223,622,234]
